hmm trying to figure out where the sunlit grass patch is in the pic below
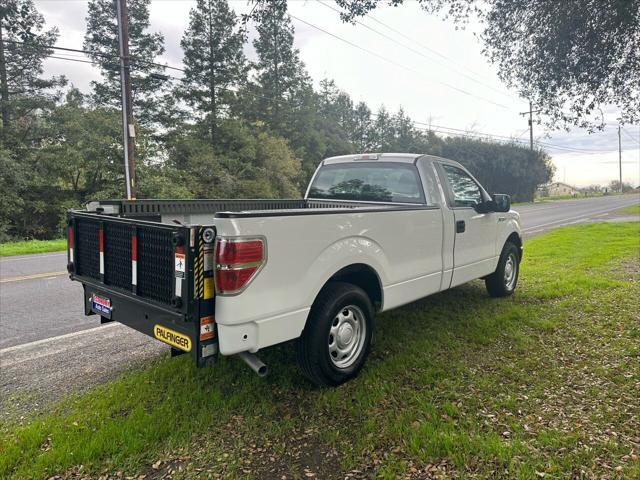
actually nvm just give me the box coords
[0,239,66,256]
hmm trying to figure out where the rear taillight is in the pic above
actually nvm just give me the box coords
[215,238,265,295]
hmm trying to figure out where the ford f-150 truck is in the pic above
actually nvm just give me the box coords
[67,153,522,386]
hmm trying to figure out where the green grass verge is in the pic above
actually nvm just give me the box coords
[1,222,639,479]
[617,203,640,215]
[0,239,66,257]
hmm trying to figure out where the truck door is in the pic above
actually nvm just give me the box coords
[437,163,498,288]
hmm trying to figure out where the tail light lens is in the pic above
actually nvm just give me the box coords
[215,238,265,295]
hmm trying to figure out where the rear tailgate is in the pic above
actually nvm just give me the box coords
[67,211,217,366]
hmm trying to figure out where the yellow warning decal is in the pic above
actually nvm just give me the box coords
[203,277,215,300]
[153,324,191,352]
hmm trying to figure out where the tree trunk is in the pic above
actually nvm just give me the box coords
[272,15,280,129]
[0,19,10,140]
[208,3,216,148]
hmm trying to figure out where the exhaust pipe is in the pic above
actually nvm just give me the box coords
[238,351,268,377]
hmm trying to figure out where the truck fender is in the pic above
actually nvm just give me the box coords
[301,236,388,314]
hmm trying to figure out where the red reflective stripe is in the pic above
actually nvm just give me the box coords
[68,226,74,248]
[131,235,137,261]
[99,227,104,252]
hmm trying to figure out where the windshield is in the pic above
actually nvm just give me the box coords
[308,162,425,204]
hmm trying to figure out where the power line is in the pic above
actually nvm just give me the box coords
[372,113,623,154]
[621,126,640,147]
[287,13,513,110]
[363,11,501,87]
[5,40,628,156]
[314,0,523,104]
[46,55,96,66]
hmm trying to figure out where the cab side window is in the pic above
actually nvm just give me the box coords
[441,164,483,208]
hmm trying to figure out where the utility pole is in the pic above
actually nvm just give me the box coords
[115,0,136,199]
[618,125,622,193]
[519,101,540,151]
[528,101,533,151]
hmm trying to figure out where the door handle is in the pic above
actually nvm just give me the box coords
[456,220,466,233]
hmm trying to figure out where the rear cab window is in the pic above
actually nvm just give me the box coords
[308,162,426,204]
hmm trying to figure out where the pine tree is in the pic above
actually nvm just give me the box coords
[352,102,372,152]
[0,0,65,147]
[251,0,309,132]
[392,107,419,152]
[83,0,166,126]
[180,0,247,146]
[371,106,394,151]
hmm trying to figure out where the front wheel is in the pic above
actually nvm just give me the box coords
[485,242,520,297]
[297,282,374,387]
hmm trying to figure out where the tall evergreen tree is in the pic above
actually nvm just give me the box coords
[83,0,166,126]
[351,102,372,152]
[0,0,64,147]
[371,106,394,151]
[180,0,247,146]
[251,0,309,132]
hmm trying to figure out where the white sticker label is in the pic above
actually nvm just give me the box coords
[203,245,214,271]
[175,253,185,278]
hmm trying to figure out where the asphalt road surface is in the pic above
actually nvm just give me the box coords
[1,194,638,418]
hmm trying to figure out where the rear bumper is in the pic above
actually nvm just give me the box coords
[216,307,309,355]
[81,281,217,366]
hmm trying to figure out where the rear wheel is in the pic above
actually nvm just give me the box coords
[297,282,374,387]
[485,242,520,297]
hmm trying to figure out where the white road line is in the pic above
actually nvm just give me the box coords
[0,323,119,355]
[0,271,67,283]
[523,201,640,232]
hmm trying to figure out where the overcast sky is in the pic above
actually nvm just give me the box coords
[36,0,640,187]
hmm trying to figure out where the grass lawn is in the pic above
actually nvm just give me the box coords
[0,239,66,257]
[1,222,639,479]
[618,203,640,216]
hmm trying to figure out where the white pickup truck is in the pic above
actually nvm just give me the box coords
[67,153,522,386]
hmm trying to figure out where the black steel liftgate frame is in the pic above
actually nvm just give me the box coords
[67,210,218,367]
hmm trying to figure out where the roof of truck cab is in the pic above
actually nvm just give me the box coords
[321,153,461,166]
[322,153,421,165]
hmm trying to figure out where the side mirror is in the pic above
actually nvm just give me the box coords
[492,194,511,213]
[474,199,497,213]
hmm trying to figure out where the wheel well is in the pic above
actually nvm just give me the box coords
[506,232,523,260]
[326,264,383,311]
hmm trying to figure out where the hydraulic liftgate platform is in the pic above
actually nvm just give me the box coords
[67,210,218,367]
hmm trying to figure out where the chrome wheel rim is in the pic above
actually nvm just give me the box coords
[504,253,517,290]
[328,305,366,369]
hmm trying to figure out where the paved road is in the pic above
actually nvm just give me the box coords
[1,194,638,418]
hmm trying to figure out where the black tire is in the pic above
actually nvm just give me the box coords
[485,241,520,297]
[297,282,374,387]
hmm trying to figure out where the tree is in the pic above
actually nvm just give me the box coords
[351,102,373,152]
[0,0,65,147]
[83,0,166,126]
[608,180,634,193]
[371,106,394,151]
[251,0,309,132]
[335,0,640,130]
[440,137,555,201]
[180,0,247,145]
[38,88,123,204]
